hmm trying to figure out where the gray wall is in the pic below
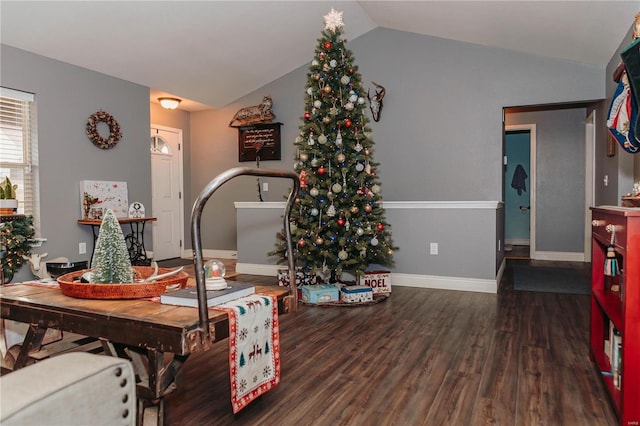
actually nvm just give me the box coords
[190,27,605,251]
[2,45,151,281]
[237,202,501,282]
[506,108,587,253]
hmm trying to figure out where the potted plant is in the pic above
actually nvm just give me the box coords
[0,177,18,214]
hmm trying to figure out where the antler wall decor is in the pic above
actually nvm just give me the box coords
[367,81,386,122]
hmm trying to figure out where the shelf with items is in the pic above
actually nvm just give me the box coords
[589,206,640,426]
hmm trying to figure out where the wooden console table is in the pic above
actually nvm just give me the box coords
[0,281,291,425]
[78,217,156,266]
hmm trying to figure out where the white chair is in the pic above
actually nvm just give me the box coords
[0,352,135,425]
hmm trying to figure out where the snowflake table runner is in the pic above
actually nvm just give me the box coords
[215,294,280,413]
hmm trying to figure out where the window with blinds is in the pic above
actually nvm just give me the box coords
[0,87,40,234]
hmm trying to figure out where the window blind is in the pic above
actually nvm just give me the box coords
[0,87,40,234]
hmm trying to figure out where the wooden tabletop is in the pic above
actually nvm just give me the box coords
[0,281,289,356]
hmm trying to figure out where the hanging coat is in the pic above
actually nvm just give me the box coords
[511,164,527,196]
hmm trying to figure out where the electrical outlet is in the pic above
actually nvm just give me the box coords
[79,242,86,255]
[262,182,269,192]
[430,242,438,255]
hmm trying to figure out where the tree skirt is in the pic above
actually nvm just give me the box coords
[214,294,280,413]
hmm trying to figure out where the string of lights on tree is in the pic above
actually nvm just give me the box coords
[272,9,397,280]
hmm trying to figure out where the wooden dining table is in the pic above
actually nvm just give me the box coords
[0,280,292,425]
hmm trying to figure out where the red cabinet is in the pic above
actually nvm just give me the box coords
[590,207,640,425]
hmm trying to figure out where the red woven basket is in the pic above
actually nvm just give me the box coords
[57,266,189,299]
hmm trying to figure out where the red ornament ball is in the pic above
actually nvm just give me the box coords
[304,111,311,120]
[298,239,305,247]
[344,119,353,128]
[377,223,384,231]
[357,188,364,195]
[317,166,326,175]
[349,67,355,74]
[337,218,345,226]
[324,41,332,49]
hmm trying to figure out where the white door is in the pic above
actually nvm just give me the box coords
[150,125,183,260]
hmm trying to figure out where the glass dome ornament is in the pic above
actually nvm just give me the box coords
[204,259,227,290]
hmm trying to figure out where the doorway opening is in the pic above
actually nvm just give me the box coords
[503,103,596,263]
[504,125,536,259]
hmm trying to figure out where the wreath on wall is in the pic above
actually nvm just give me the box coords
[86,110,122,149]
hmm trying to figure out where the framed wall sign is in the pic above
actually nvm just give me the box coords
[237,122,282,162]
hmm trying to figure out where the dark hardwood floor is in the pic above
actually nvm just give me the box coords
[163,260,618,426]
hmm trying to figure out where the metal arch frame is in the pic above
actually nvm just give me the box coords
[190,167,300,340]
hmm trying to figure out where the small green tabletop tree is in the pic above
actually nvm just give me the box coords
[91,209,133,283]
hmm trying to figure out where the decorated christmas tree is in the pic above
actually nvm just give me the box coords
[0,215,34,283]
[272,9,396,280]
[91,209,133,283]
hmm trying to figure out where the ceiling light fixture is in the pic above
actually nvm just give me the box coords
[158,97,181,110]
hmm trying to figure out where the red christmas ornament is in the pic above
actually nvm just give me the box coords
[337,218,345,226]
[349,67,355,74]
[324,41,332,49]
[377,223,384,231]
[304,111,311,120]
[298,239,305,247]
[357,188,364,195]
[317,166,326,175]
[344,119,353,128]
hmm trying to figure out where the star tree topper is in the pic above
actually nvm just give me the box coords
[324,8,344,31]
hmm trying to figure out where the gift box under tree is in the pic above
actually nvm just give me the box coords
[358,270,391,294]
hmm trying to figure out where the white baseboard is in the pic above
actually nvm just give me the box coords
[236,263,498,293]
[533,251,586,262]
[392,273,497,293]
[181,249,237,260]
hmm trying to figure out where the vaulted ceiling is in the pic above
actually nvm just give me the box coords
[2,1,638,111]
